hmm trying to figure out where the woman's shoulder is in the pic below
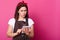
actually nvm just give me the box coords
[28,18,34,26]
[28,18,33,20]
[8,18,15,26]
[28,18,34,21]
[8,18,15,23]
[28,18,34,24]
[9,18,15,21]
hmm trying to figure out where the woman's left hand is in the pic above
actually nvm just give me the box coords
[22,27,30,35]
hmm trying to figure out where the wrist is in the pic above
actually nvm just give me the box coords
[26,32,29,35]
[15,32,18,35]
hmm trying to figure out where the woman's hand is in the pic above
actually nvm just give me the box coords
[22,25,34,37]
[16,29,22,35]
[22,27,30,35]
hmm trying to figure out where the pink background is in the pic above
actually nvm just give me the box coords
[0,0,60,40]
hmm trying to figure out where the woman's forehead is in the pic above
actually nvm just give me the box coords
[19,7,27,10]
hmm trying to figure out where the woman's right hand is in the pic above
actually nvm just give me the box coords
[16,29,22,35]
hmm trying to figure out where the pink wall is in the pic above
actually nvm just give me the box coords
[0,0,60,40]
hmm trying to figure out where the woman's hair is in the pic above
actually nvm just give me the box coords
[14,1,29,26]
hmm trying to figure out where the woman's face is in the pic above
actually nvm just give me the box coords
[18,7,27,18]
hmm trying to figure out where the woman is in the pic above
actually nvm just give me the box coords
[7,1,34,40]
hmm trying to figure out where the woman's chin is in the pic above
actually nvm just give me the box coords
[22,16,26,18]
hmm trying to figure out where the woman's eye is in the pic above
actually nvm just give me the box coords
[24,10,27,11]
[20,10,27,12]
[21,10,23,12]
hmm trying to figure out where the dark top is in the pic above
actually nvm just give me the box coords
[13,20,30,40]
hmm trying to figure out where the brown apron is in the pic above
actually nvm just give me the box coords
[13,20,30,40]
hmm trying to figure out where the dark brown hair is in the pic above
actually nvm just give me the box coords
[14,1,29,26]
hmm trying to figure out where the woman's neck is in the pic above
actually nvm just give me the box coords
[18,16,25,21]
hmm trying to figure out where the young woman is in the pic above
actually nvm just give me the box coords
[7,1,34,40]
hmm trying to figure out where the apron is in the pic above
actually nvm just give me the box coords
[13,20,30,40]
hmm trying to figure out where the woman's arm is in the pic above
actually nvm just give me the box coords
[7,25,21,38]
[28,25,34,37]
